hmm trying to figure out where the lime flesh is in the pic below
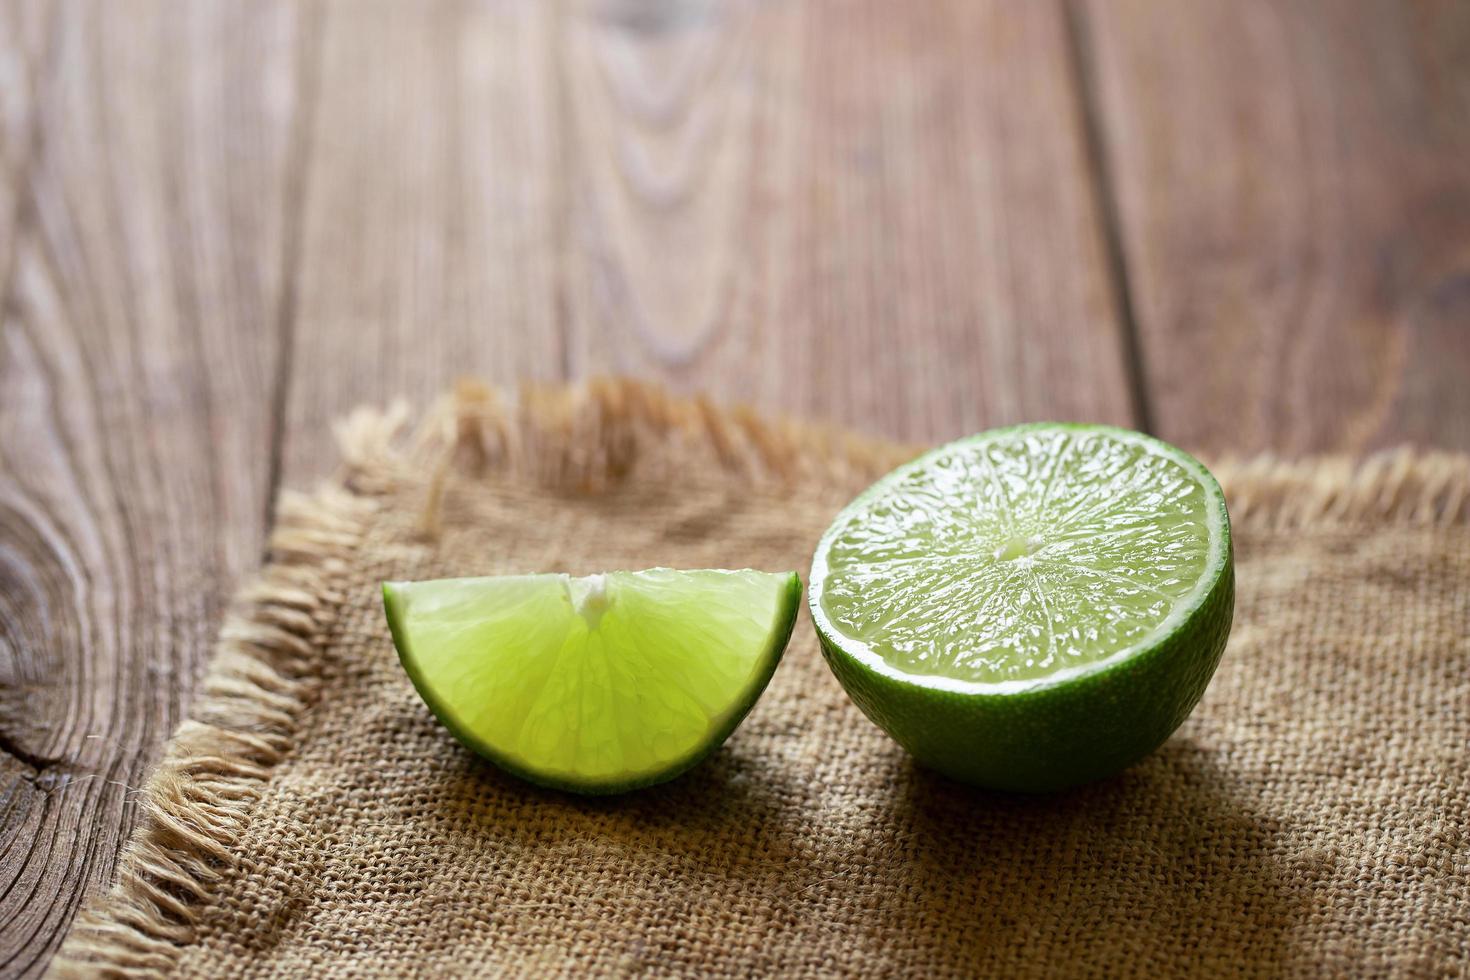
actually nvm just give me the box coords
[384,569,801,794]
[810,424,1233,792]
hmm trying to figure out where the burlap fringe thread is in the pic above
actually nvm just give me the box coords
[51,378,1470,977]
[48,485,375,977]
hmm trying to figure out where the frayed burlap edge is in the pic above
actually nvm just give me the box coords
[47,484,377,978]
[49,378,1470,977]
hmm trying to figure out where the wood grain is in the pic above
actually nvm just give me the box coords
[0,3,306,974]
[1080,0,1470,454]
[0,1,50,306]
[279,0,565,486]
[283,0,1137,486]
[559,0,1138,442]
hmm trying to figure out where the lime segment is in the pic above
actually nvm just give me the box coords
[810,424,1233,791]
[384,568,801,794]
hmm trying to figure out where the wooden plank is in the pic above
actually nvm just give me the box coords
[279,0,564,485]
[0,2,307,973]
[1080,0,1470,454]
[0,1,50,303]
[284,0,1134,485]
[559,0,1137,442]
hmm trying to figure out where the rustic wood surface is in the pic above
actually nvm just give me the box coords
[0,2,303,974]
[1080,0,1470,454]
[0,1,46,296]
[0,1,1466,973]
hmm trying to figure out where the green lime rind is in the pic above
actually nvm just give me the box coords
[810,423,1234,793]
[815,562,1233,792]
[383,572,802,796]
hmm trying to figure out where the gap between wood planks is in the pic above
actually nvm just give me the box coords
[1060,0,1154,436]
[263,0,327,550]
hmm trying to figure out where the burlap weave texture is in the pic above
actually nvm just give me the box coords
[57,382,1470,977]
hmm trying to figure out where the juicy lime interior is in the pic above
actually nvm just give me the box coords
[814,426,1225,687]
[384,569,799,790]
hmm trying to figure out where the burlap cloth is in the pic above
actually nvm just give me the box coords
[55,381,1470,978]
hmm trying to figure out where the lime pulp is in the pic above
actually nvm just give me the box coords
[384,568,801,794]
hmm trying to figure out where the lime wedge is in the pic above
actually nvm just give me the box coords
[810,423,1233,792]
[383,569,801,794]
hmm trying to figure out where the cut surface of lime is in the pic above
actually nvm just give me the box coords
[810,424,1233,791]
[384,568,800,794]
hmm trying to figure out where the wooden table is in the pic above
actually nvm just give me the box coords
[1,1,1466,972]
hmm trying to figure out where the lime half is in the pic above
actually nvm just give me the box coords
[384,569,801,794]
[810,424,1233,792]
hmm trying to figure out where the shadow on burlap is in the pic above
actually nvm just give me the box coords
[56,381,1470,977]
